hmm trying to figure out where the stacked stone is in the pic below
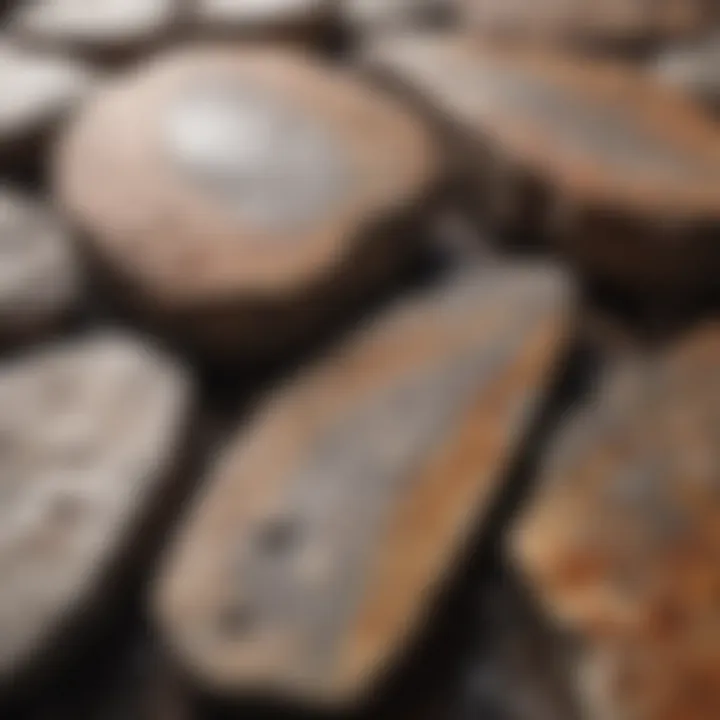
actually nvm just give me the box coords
[0,0,716,718]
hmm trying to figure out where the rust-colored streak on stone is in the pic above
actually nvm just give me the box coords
[154,264,572,706]
[512,326,720,720]
[336,318,566,697]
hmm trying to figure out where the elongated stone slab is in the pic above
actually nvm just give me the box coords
[154,264,572,706]
[455,0,710,44]
[0,42,95,162]
[11,0,183,59]
[653,36,720,111]
[55,47,440,359]
[512,327,720,720]
[0,334,192,690]
[0,186,80,345]
[367,36,720,291]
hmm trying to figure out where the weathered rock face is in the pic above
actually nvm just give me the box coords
[188,0,333,41]
[0,42,95,163]
[55,47,441,359]
[512,326,720,720]
[455,0,710,44]
[653,36,720,111]
[0,334,192,690]
[11,0,183,59]
[367,36,720,292]
[0,186,80,345]
[154,263,573,706]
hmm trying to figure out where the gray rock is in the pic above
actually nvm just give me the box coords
[0,333,193,691]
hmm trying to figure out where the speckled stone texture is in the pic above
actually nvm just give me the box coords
[512,325,720,720]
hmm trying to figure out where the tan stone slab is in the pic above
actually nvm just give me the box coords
[154,263,573,707]
[55,47,441,359]
[455,0,711,45]
[367,35,720,291]
[0,333,192,691]
[0,186,80,345]
[512,326,720,720]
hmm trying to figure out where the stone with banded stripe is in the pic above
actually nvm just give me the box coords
[367,36,720,292]
[154,263,572,707]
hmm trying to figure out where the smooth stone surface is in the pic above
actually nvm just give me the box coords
[512,326,720,720]
[367,35,720,291]
[154,263,573,707]
[0,333,192,690]
[0,187,80,345]
[56,47,440,358]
